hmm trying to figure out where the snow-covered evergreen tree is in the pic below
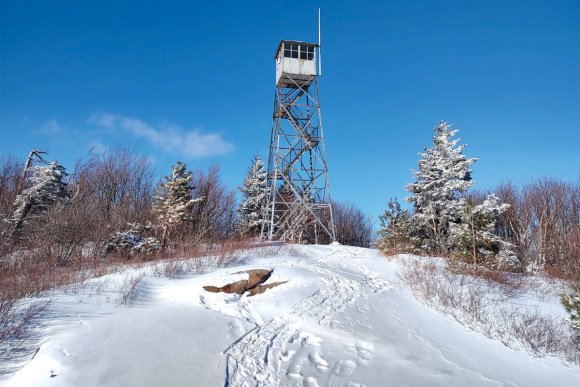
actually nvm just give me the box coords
[405,121,478,254]
[375,198,420,254]
[236,155,268,237]
[11,160,71,229]
[561,283,580,332]
[152,161,203,247]
[104,221,160,255]
[449,194,509,265]
[496,245,520,270]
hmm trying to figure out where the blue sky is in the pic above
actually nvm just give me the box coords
[1,0,578,220]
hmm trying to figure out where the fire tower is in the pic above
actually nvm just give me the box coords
[261,40,336,243]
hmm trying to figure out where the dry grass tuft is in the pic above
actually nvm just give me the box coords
[397,257,580,364]
[116,272,145,306]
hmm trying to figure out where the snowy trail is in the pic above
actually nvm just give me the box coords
[223,246,391,387]
[2,245,579,387]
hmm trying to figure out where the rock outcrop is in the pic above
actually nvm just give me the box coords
[204,269,286,296]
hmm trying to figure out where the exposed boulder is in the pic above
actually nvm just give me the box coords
[246,281,288,296]
[203,269,285,296]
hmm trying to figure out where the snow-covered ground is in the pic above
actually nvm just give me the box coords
[2,245,578,386]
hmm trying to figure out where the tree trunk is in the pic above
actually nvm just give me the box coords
[18,149,48,194]
[471,215,477,265]
[161,224,168,249]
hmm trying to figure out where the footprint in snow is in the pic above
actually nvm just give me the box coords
[281,349,296,362]
[356,318,373,330]
[304,376,320,387]
[326,360,357,387]
[355,341,373,361]
[332,360,356,377]
[309,352,330,373]
[355,299,371,314]
[329,319,355,333]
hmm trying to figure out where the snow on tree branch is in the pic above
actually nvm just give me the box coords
[152,161,203,247]
[10,160,71,229]
[405,121,478,254]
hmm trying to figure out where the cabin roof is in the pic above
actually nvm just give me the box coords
[274,40,319,59]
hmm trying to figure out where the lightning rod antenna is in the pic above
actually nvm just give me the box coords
[318,8,321,77]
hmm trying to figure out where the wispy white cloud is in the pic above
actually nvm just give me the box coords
[87,113,235,158]
[87,113,116,128]
[37,119,64,134]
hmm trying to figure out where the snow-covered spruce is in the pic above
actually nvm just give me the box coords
[405,121,477,254]
[104,222,160,255]
[236,155,268,237]
[152,161,203,246]
[10,160,71,229]
[449,194,514,266]
[561,283,580,332]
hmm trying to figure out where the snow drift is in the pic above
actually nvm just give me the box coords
[1,245,578,387]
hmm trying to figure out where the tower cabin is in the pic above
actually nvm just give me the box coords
[275,40,318,89]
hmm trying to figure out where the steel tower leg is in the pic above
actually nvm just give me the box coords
[261,74,336,243]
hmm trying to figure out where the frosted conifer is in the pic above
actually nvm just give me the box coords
[152,161,203,247]
[561,283,580,331]
[11,160,71,229]
[405,121,478,253]
[104,221,160,255]
[236,155,268,236]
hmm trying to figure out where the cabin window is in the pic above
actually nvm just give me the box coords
[300,45,315,60]
[284,43,299,58]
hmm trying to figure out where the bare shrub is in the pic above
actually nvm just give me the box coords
[446,261,526,299]
[151,238,256,278]
[397,257,580,364]
[280,243,307,258]
[0,154,25,219]
[153,258,188,279]
[314,201,374,247]
[331,201,374,247]
[249,242,306,259]
[249,241,284,257]
[70,145,157,223]
[187,163,237,242]
[212,238,254,267]
[0,149,256,370]
[153,239,308,280]
[5,145,158,268]
[0,154,25,241]
[491,177,580,279]
[466,177,580,281]
[116,272,145,306]
[0,299,52,353]
[0,297,53,379]
[262,194,373,246]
